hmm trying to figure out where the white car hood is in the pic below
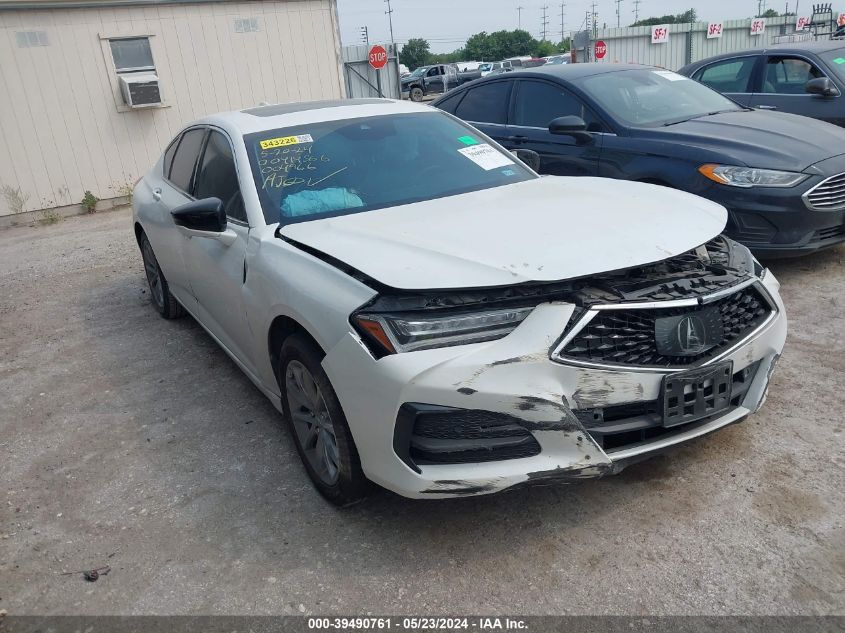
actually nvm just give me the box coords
[279,176,727,290]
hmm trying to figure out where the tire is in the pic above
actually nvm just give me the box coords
[410,86,424,102]
[140,233,185,320]
[278,334,369,506]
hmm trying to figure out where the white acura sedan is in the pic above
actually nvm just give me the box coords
[133,99,786,505]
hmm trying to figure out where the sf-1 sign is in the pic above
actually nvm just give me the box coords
[651,25,669,43]
[750,18,766,35]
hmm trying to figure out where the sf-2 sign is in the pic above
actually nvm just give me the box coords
[651,25,669,43]
[594,40,607,59]
[368,45,388,70]
[707,22,723,38]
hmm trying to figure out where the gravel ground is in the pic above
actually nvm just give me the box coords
[0,209,843,616]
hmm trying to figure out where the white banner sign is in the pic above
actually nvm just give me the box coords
[795,16,811,30]
[750,18,766,35]
[651,25,669,43]
[707,22,723,38]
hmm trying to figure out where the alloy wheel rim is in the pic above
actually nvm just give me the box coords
[141,240,165,308]
[285,360,340,485]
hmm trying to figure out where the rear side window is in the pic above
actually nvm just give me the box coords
[162,137,179,178]
[168,128,206,193]
[455,81,512,124]
[695,57,756,93]
[435,91,465,114]
[194,130,245,222]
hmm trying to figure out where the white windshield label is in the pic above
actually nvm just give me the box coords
[653,70,688,81]
[457,143,514,170]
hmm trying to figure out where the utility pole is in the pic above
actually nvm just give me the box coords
[359,25,369,44]
[517,5,523,29]
[541,5,550,40]
[615,0,623,27]
[590,0,598,38]
[559,2,566,42]
[632,0,642,22]
[384,0,395,46]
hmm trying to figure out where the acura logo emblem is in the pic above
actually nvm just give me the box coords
[676,315,707,353]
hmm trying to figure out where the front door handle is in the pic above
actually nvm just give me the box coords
[152,188,162,201]
[506,135,529,143]
[756,104,777,110]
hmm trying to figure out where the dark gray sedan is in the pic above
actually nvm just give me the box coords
[678,40,845,127]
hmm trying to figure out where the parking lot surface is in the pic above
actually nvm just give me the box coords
[1,209,843,615]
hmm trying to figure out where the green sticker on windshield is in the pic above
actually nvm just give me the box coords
[458,135,479,145]
[833,57,845,64]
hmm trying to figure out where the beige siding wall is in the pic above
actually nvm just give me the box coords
[0,0,343,215]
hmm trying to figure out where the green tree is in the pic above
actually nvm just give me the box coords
[464,29,538,61]
[632,8,697,26]
[534,40,560,57]
[400,38,431,70]
[759,8,780,16]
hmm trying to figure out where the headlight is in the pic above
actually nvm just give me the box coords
[699,164,808,188]
[354,306,534,355]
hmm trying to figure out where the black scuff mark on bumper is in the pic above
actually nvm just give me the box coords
[420,479,502,495]
[512,396,583,432]
[456,387,477,395]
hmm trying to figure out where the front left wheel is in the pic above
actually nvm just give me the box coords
[278,334,369,506]
[140,233,185,320]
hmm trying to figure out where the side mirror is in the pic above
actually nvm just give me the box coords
[805,77,838,97]
[549,115,593,144]
[171,197,226,233]
[512,148,541,172]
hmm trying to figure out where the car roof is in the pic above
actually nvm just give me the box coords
[685,39,845,67]
[767,39,845,53]
[495,62,660,80]
[193,98,434,136]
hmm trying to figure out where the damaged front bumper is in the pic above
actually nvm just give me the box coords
[322,271,786,499]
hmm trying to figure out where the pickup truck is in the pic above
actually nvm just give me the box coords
[401,64,459,101]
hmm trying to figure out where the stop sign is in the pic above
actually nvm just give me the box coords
[594,40,607,59]
[368,45,388,70]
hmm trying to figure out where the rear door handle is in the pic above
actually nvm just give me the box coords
[756,104,777,110]
[152,188,162,201]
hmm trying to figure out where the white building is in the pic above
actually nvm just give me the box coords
[0,0,345,221]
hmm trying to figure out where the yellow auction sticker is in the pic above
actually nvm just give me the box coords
[259,134,313,149]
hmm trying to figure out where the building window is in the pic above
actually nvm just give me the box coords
[109,37,155,73]
[234,18,260,33]
[16,31,49,47]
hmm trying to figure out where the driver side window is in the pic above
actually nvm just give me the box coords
[194,130,246,223]
[762,56,824,94]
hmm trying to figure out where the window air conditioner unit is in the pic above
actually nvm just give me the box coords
[119,73,162,108]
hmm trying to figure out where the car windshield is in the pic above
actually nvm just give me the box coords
[479,63,492,71]
[577,68,743,127]
[407,67,428,78]
[245,112,535,226]
[821,48,845,82]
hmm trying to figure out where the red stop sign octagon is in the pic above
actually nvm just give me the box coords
[368,45,388,69]
[594,40,607,59]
